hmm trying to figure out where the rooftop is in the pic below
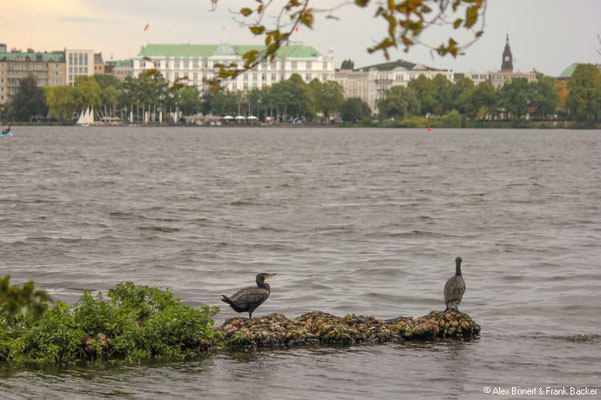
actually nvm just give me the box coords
[356,59,445,72]
[0,51,65,62]
[138,44,322,59]
[559,63,601,79]
[108,59,133,68]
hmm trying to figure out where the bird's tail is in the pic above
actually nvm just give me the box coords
[221,295,243,312]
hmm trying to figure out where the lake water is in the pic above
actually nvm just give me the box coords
[0,127,600,399]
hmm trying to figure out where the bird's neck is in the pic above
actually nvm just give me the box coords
[256,279,270,291]
[455,263,462,276]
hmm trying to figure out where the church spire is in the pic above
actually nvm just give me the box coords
[501,34,513,72]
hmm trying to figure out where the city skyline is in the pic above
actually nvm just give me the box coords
[3,0,600,76]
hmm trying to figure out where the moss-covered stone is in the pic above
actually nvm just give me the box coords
[219,310,480,349]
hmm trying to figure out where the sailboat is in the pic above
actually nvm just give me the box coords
[76,107,95,126]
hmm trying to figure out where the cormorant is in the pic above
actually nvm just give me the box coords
[221,273,276,318]
[444,257,466,310]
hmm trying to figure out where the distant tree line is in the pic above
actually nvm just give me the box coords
[0,64,599,124]
[376,64,601,123]
[0,71,346,124]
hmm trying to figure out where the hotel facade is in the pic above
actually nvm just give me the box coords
[133,43,335,91]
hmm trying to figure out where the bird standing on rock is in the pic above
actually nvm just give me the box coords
[221,273,276,318]
[444,257,466,310]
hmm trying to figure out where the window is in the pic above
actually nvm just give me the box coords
[306,61,312,70]
[243,73,248,81]
[193,59,198,68]
[69,53,73,64]
[291,61,297,69]
[253,73,257,81]
[271,73,276,81]
[232,82,237,90]
[305,73,311,81]
[84,53,88,65]
[262,73,266,81]
[323,62,328,70]
[244,82,248,90]
[193,73,198,81]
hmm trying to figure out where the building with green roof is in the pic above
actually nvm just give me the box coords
[134,43,334,91]
[106,59,134,81]
[558,63,601,80]
[0,47,66,103]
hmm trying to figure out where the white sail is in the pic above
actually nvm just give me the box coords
[76,109,85,125]
[90,107,95,124]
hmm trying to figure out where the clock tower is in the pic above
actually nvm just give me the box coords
[501,34,513,72]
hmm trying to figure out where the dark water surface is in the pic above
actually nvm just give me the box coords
[0,127,600,399]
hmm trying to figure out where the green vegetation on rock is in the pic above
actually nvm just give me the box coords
[0,278,219,364]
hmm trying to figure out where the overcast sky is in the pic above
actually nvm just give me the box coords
[3,0,600,76]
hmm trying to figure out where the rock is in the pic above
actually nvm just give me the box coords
[218,310,480,349]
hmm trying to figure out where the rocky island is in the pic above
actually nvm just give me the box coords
[218,309,480,349]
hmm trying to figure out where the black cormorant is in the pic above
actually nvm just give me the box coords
[444,257,466,310]
[221,273,276,318]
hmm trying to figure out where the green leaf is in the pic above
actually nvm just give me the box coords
[465,6,478,28]
[249,25,265,35]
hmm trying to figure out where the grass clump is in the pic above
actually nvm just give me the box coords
[0,277,219,364]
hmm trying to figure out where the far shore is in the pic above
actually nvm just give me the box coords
[7,120,601,129]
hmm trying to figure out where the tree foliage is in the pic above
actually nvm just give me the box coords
[44,85,82,121]
[0,276,51,324]
[208,0,487,90]
[341,59,355,70]
[566,64,601,121]
[10,76,48,122]
[377,85,421,119]
[340,97,371,122]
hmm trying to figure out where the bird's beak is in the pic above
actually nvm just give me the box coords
[265,273,277,279]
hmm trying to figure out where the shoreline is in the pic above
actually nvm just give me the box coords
[6,120,601,129]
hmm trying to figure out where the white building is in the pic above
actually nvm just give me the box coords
[133,43,335,91]
[335,59,454,114]
[461,70,537,88]
[66,49,95,85]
